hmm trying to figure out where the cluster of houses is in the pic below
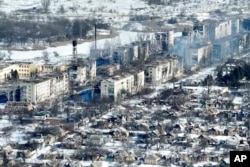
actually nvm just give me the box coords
[0,74,249,166]
[1,3,250,167]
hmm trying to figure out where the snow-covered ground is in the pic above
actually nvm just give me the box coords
[0,0,148,15]
[1,31,153,63]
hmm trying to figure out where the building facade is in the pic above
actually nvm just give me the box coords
[101,74,135,101]
[0,64,18,83]
[17,62,37,79]
[20,73,68,103]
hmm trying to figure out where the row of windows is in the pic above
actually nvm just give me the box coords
[20,73,29,76]
[19,69,30,72]
[19,65,30,68]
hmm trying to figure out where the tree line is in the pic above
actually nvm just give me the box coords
[217,62,250,87]
[0,16,110,46]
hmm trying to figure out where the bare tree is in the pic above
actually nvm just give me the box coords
[41,0,52,13]
[42,51,50,64]
[53,51,59,57]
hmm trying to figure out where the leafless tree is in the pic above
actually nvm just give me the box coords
[41,0,52,13]
[42,51,50,64]
[53,51,59,57]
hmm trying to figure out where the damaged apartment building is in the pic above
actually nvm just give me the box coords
[19,72,69,103]
[145,55,182,85]
[100,70,145,101]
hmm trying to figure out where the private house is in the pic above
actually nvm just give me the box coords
[33,111,50,120]
[87,135,107,146]
[144,154,161,165]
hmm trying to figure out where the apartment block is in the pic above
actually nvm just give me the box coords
[0,64,18,82]
[97,63,120,76]
[17,62,37,79]
[20,73,68,103]
[112,46,130,66]
[101,74,134,101]
[132,70,145,94]
[37,63,67,73]
[185,43,212,69]
[145,56,181,85]
[204,19,232,41]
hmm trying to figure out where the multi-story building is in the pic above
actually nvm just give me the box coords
[154,31,174,52]
[17,62,37,79]
[131,70,145,94]
[231,18,240,35]
[212,40,230,62]
[112,46,130,66]
[101,74,135,101]
[0,64,18,82]
[37,63,67,73]
[129,43,139,62]
[145,56,182,85]
[20,73,68,103]
[97,63,120,76]
[84,58,96,82]
[0,62,38,82]
[204,19,232,41]
[185,43,212,69]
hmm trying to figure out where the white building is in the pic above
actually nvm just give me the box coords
[20,73,68,103]
[145,57,179,85]
[0,64,18,83]
[101,74,135,101]
[185,43,212,70]
[204,19,232,41]
[154,31,174,52]
[132,70,145,94]
[112,46,130,66]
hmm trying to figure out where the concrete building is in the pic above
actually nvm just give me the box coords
[204,19,232,41]
[20,73,68,103]
[112,46,130,66]
[231,18,240,35]
[0,62,38,83]
[185,43,212,70]
[212,40,230,62]
[74,66,87,85]
[97,63,120,76]
[101,74,135,101]
[37,63,67,73]
[129,43,139,62]
[154,31,174,52]
[132,70,145,94]
[17,62,37,79]
[84,58,96,82]
[0,64,18,83]
[138,40,150,61]
[145,56,180,85]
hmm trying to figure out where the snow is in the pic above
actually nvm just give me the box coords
[138,165,166,167]
[0,0,148,14]
[232,97,243,105]
[0,103,5,109]
[3,31,153,63]
[122,22,145,31]
[193,161,218,167]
